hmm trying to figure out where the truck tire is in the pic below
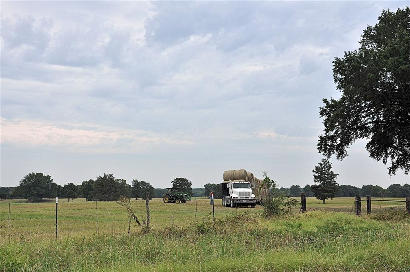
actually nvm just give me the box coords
[230,199,235,208]
[222,198,225,207]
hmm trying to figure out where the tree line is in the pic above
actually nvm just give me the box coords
[1,171,408,201]
[0,173,194,202]
[204,182,409,199]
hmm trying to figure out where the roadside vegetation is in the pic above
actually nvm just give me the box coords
[1,198,409,271]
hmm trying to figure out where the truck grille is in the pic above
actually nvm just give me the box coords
[239,192,251,198]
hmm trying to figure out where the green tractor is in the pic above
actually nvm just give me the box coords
[162,188,191,203]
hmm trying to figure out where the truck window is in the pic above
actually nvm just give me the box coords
[233,183,250,188]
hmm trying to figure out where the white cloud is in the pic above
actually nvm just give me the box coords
[0,118,192,153]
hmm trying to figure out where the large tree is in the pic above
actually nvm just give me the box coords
[81,179,95,201]
[132,180,154,200]
[62,183,79,202]
[311,159,339,204]
[93,174,130,201]
[318,8,410,175]
[171,177,192,196]
[17,172,56,202]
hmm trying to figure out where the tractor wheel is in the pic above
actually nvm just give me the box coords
[176,199,181,204]
[182,199,186,203]
[163,196,169,203]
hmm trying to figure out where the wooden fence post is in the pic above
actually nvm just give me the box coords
[300,193,306,213]
[366,195,371,215]
[406,197,410,214]
[355,196,361,216]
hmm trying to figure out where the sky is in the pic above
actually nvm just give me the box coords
[1,1,409,188]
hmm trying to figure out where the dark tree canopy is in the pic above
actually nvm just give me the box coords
[171,177,192,196]
[204,183,223,199]
[18,172,57,202]
[311,159,339,204]
[289,185,302,197]
[93,174,131,201]
[318,8,410,174]
[62,183,78,201]
[81,179,95,201]
[132,180,154,200]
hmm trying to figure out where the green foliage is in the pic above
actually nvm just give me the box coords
[318,8,410,175]
[93,174,131,201]
[171,177,192,196]
[61,183,78,201]
[17,172,56,202]
[81,179,95,201]
[289,185,301,197]
[311,159,339,203]
[132,180,154,200]
[302,185,313,197]
[261,174,297,217]
[204,183,222,198]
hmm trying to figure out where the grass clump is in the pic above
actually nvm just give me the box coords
[1,211,409,272]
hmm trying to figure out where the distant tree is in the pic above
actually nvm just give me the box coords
[62,183,78,202]
[204,183,223,199]
[192,188,206,197]
[289,185,302,197]
[17,173,56,202]
[0,187,13,199]
[277,187,290,196]
[93,174,130,201]
[303,185,313,197]
[132,180,154,200]
[361,185,384,197]
[153,188,168,198]
[311,159,339,204]
[171,177,192,196]
[386,184,409,197]
[318,8,410,175]
[81,179,95,201]
[335,185,361,197]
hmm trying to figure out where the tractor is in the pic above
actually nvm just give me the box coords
[162,188,191,203]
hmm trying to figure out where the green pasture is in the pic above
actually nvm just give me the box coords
[0,197,409,271]
[0,197,407,243]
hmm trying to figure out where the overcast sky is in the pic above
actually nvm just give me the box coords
[1,1,409,188]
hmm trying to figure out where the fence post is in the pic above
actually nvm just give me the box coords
[366,195,371,215]
[300,193,306,213]
[406,197,410,214]
[55,197,58,240]
[355,196,361,216]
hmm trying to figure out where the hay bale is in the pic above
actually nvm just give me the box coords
[223,169,249,181]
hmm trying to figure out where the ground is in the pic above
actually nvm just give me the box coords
[0,197,409,271]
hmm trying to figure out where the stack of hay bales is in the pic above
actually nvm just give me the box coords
[222,169,269,202]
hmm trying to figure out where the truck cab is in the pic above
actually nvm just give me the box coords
[221,180,257,208]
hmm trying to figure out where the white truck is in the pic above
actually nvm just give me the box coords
[221,169,257,208]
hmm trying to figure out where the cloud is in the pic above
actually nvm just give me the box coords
[0,118,192,153]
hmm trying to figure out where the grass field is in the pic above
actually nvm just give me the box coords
[0,197,409,271]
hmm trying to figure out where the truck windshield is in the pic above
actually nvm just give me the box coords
[233,183,250,188]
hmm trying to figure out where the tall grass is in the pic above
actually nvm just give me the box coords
[1,211,409,271]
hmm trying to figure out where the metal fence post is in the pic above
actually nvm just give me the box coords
[55,197,58,240]
[300,193,306,213]
[366,195,371,215]
[355,196,361,216]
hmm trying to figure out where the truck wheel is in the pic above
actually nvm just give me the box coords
[222,198,226,207]
[176,199,181,204]
[163,196,169,203]
[230,199,235,208]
